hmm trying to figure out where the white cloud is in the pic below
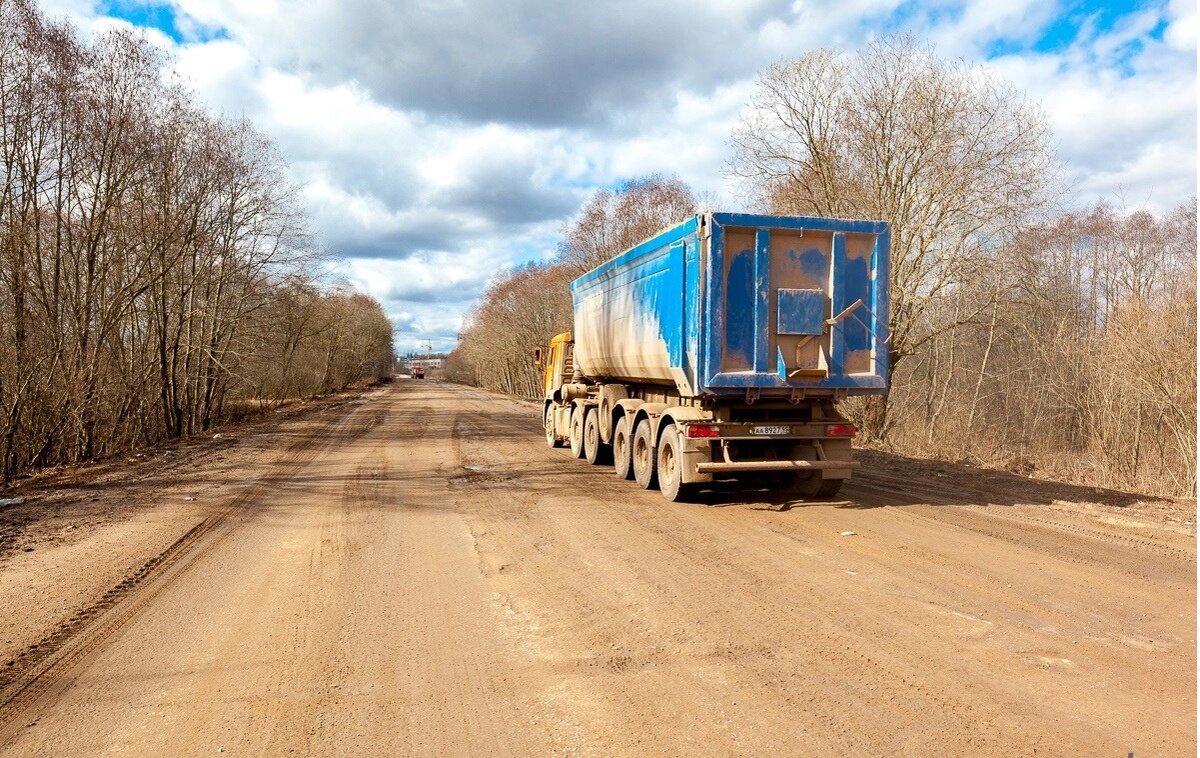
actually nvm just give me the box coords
[36,0,99,22]
[42,0,1197,349]
[1166,0,1197,50]
[925,0,1062,58]
[988,4,1195,212]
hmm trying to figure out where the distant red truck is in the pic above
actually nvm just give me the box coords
[412,366,426,379]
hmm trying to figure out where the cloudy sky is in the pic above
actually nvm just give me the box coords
[41,0,1198,352]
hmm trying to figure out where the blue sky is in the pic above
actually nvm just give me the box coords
[97,1,184,39]
[98,0,227,42]
[44,0,1198,351]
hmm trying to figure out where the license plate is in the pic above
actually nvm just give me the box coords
[751,425,790,435]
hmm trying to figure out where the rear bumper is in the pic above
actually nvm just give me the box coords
[682,421,855,440]
[695,460,860,474]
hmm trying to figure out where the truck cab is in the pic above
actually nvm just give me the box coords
[539,331,575,448]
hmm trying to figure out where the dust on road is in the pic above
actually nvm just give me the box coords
[0,381,1194,756]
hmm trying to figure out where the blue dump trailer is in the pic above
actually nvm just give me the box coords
[539,212,890,501]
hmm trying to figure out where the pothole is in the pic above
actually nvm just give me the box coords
[449,464,516,486]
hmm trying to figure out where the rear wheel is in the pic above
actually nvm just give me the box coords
[612,415,634,480]
[783,441,848,499]
[632,419,657,490]
[569,407,586,459]
[656,424,693,502]
[544,408,563,448]
[584,410,610,465]
[791,472,843,499]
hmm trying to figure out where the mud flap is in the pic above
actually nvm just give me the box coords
[680,436,714,484]
[552,405,572,440]
[810,439,853,480]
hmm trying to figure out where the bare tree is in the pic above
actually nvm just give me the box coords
[730,34,1062,435]
[452,262,574,397]
[451,175,701,398]
[880,199,1196,496]
[558,174,699,274]
[0,0,395,483]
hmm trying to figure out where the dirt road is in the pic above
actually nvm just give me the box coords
[0,380,1194,756]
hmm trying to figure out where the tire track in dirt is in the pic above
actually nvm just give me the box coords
[0,381,1191,757]
[446,396,1036,754]
[442,384,1192,755]
[0,399,382,743]
[387,393,530,756]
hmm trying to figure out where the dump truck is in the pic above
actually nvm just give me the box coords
[538,212,890,501]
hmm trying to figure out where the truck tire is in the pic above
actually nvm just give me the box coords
[632,418,657,489]
[791,472,843,499]
[656,424,693,502]
[584,410,610,465]
[612,415,634,480]
[545,408,563,448]
[781,441,847,499]
[569,408,586,459]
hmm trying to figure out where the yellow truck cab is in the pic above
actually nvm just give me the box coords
[539,331,573,448]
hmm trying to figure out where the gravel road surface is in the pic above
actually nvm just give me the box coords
[0,380,1194,756]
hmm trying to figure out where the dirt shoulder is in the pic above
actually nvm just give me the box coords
[0,384,387,668]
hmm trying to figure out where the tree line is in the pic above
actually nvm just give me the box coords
[0,0,394,482]
[444,176,697,396]
[447,36,1196,497]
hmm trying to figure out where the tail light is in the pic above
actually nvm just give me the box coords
[685,424,720,438]
[825,424,856,437]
